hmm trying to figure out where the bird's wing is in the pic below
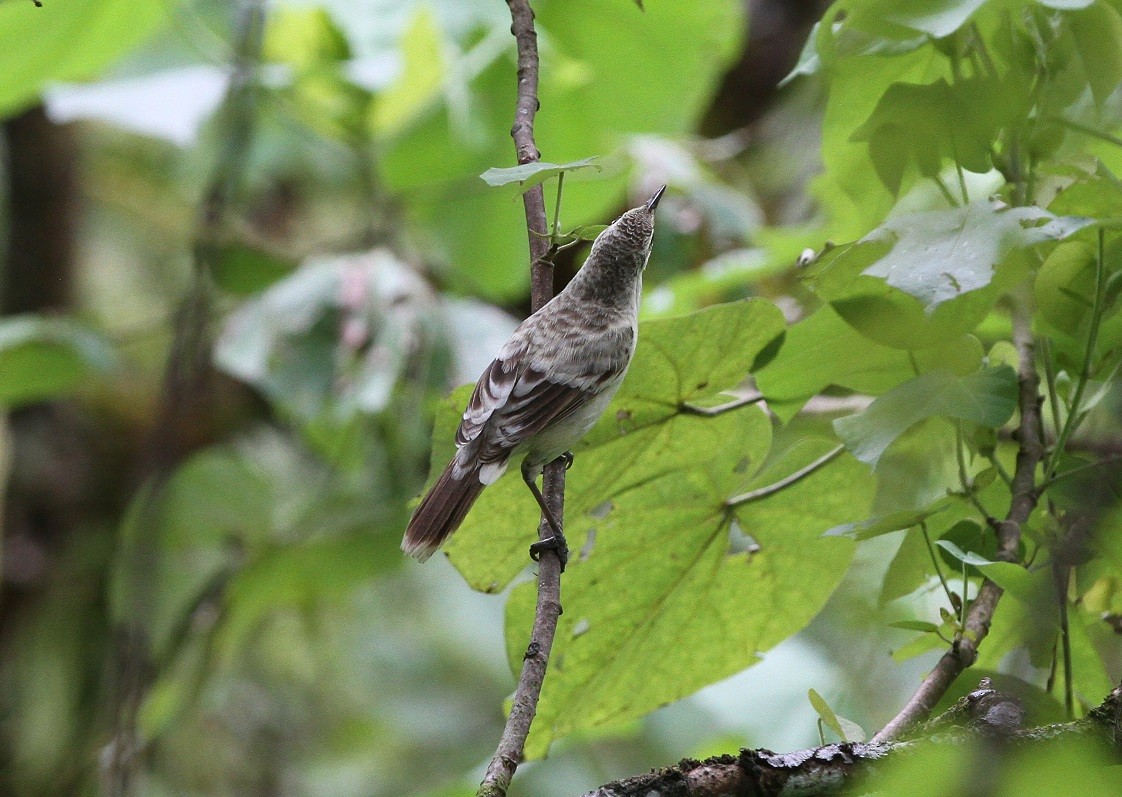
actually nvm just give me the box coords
[457,357,597,452]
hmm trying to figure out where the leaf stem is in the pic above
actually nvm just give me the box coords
[954,162,969,205]
[920,521,957,616]
[933,174,959,208]
[1039,337,1064,469]
[725,445,844,508]
[1053,560,1075,718]
[1047,229,1107,482]
[551,171,565,244]
[954,422,996,524]
[1049,116,1122,150]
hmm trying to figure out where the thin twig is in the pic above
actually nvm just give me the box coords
[920,521,957,615]
[1048,229,1107,481]
[725,445,844,508]
[1037,455,1122,492]
[100,2,265,794]
[478,1,564,794]
[681,391,764,417]
[873,298,1044,743]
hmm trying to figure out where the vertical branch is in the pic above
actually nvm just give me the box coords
[873,297,1044,742]
[100,3,265,794]
[478,2,564,795]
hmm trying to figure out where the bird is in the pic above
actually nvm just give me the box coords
[402,186,665,566]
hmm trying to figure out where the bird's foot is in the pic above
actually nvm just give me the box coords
[529,533,570,571]
[556,451,574,470]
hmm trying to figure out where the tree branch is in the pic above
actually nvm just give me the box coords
[872,299,1044,743]
[478,1,564,794]
[580,682,1122,797]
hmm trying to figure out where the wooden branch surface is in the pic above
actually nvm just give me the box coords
[478,1,565,794]
[581,682,1122,797]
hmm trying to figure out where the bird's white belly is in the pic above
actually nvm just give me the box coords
[523,371,625,472]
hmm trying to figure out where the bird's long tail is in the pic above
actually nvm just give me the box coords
[402,459,486,562]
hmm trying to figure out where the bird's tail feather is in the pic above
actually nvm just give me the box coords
[402,459,486,562]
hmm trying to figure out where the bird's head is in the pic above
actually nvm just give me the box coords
[586,185,665,274]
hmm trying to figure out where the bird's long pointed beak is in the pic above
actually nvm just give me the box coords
[645,185,666,213]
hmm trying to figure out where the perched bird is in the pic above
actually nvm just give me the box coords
[402,186,665,565]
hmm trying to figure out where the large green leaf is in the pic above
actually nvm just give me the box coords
[754,305,983,420]
[834,366,1017,467]
[0,0,167,117]
[376,0,744,299]
[508,436,874,757]
[440,299,787,590]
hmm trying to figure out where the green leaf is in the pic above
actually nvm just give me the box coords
[570,223,609,241]
[1067,2,1122,106]
[0,0,167,117]
[808,688,846,740]
[0,315,117,406]
[825,502,950,541]
[755,305,984,419]
[262,6,351,68]
[1049,167,1122,222]
[892,630,947,662]
[844,0,991,40]
[214,252,433,422]
[509,438,873,757]
[479,157,602,191]
[856,202,1091,312]
[888,620,940,633]
[1035,241,1097,336]
[881,527,936,605]
[935,538,995,567]
[833,366,1017,467]
[851,78,998,194]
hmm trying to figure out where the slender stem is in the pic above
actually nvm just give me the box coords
[552,171,564,243]
[955,422,997,524]
[1050,116,1122,150]
[920,522,957,614]
[983,450,1012,487]
[970,21,999,82]
[725,445,844,508]
[1053,561,1075,718]
[1048,229,1107,481]
[681,391,763,417]
[933,174,959,207]
[1037,455,1122,492]
[954,161,970,205]
[1039,337,1064,470]
[479,2,565,795]
[873,297,1043,743]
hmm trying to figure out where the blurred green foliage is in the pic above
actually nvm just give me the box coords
[1,0,1122,796]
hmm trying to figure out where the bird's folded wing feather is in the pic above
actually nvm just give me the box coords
[456,353,622,456]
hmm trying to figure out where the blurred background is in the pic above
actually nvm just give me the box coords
[1,1,1105,796]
